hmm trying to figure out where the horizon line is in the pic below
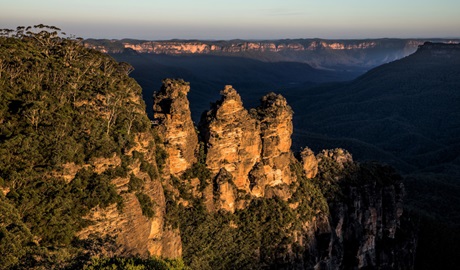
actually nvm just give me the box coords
[83,37,460,42]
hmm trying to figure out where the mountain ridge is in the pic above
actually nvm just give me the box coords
[84,38,460,71]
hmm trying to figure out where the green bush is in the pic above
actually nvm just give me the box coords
[136,192,155,218]
[128,174,144,192]
[83,256,188,270]
[0,195,33,269]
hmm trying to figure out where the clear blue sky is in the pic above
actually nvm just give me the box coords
[1,0,459,39]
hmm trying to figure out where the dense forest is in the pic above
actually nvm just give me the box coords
[0,25,173,269]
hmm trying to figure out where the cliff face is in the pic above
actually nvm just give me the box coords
[310,164,416,270]
[153,79,198,176]
[283,153,416,270]
[85,39,428,55]
[84,39,460,71]
[75,133,182,259]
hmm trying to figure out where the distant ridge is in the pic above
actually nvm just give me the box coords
[84,38,460,70]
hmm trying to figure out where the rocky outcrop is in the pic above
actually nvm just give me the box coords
[77,178,180,258]
[199,86,262,191]
[151,80,415,268]
[214,168,237,213]
[317,148,353,169]
[300,147,318,179]
[196,88,298,199]
[153,79,198,176]
[249,93,296,197]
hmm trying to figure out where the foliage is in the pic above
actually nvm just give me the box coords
[136,192,155,218]
[150,130,168,174]
[289,162,329,222]
[128,174,145,192]
[0,25,152,267]
[154,146,168,174]
[163,189,183,230]
[0,194,33,269]
[175,161,329,269]
[311,156,357,201]
[6,168,122,247]
[181,142,211,191]
[176,196,308,270]
[133,150,159,180]
[82,256,187,270]
[0,25,150,186]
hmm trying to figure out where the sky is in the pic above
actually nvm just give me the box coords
[1,0,460,40]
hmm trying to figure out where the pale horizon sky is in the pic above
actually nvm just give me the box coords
[1,0,459,40]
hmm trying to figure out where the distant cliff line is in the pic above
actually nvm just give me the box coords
[84,38,459,55]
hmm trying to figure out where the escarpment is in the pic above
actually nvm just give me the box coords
[302,159,416,269]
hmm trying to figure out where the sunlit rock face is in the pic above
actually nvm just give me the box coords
[153,79,198,176]
[86,40,387,54]
[214,168,237,213]
[300,147,318,179]
[249,93,297,197]
[197,88,297,199]
[199,85,262,192]
[76,132,182,259]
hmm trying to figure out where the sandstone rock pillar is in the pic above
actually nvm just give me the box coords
[153,79,198,175]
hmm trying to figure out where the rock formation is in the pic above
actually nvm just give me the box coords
[214,168,237,213]
[196,88,298,199]
[249,93,296,197]
[153,79,198,176]
[317,148,353,169]
[150,80,415,269]
[199,85,262,191]
[300,147,318,179]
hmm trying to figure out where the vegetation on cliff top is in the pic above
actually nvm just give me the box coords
[0,25,153,268]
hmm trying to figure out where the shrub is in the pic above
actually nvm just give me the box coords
[136,192,155,218]
[128,174,144,192]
